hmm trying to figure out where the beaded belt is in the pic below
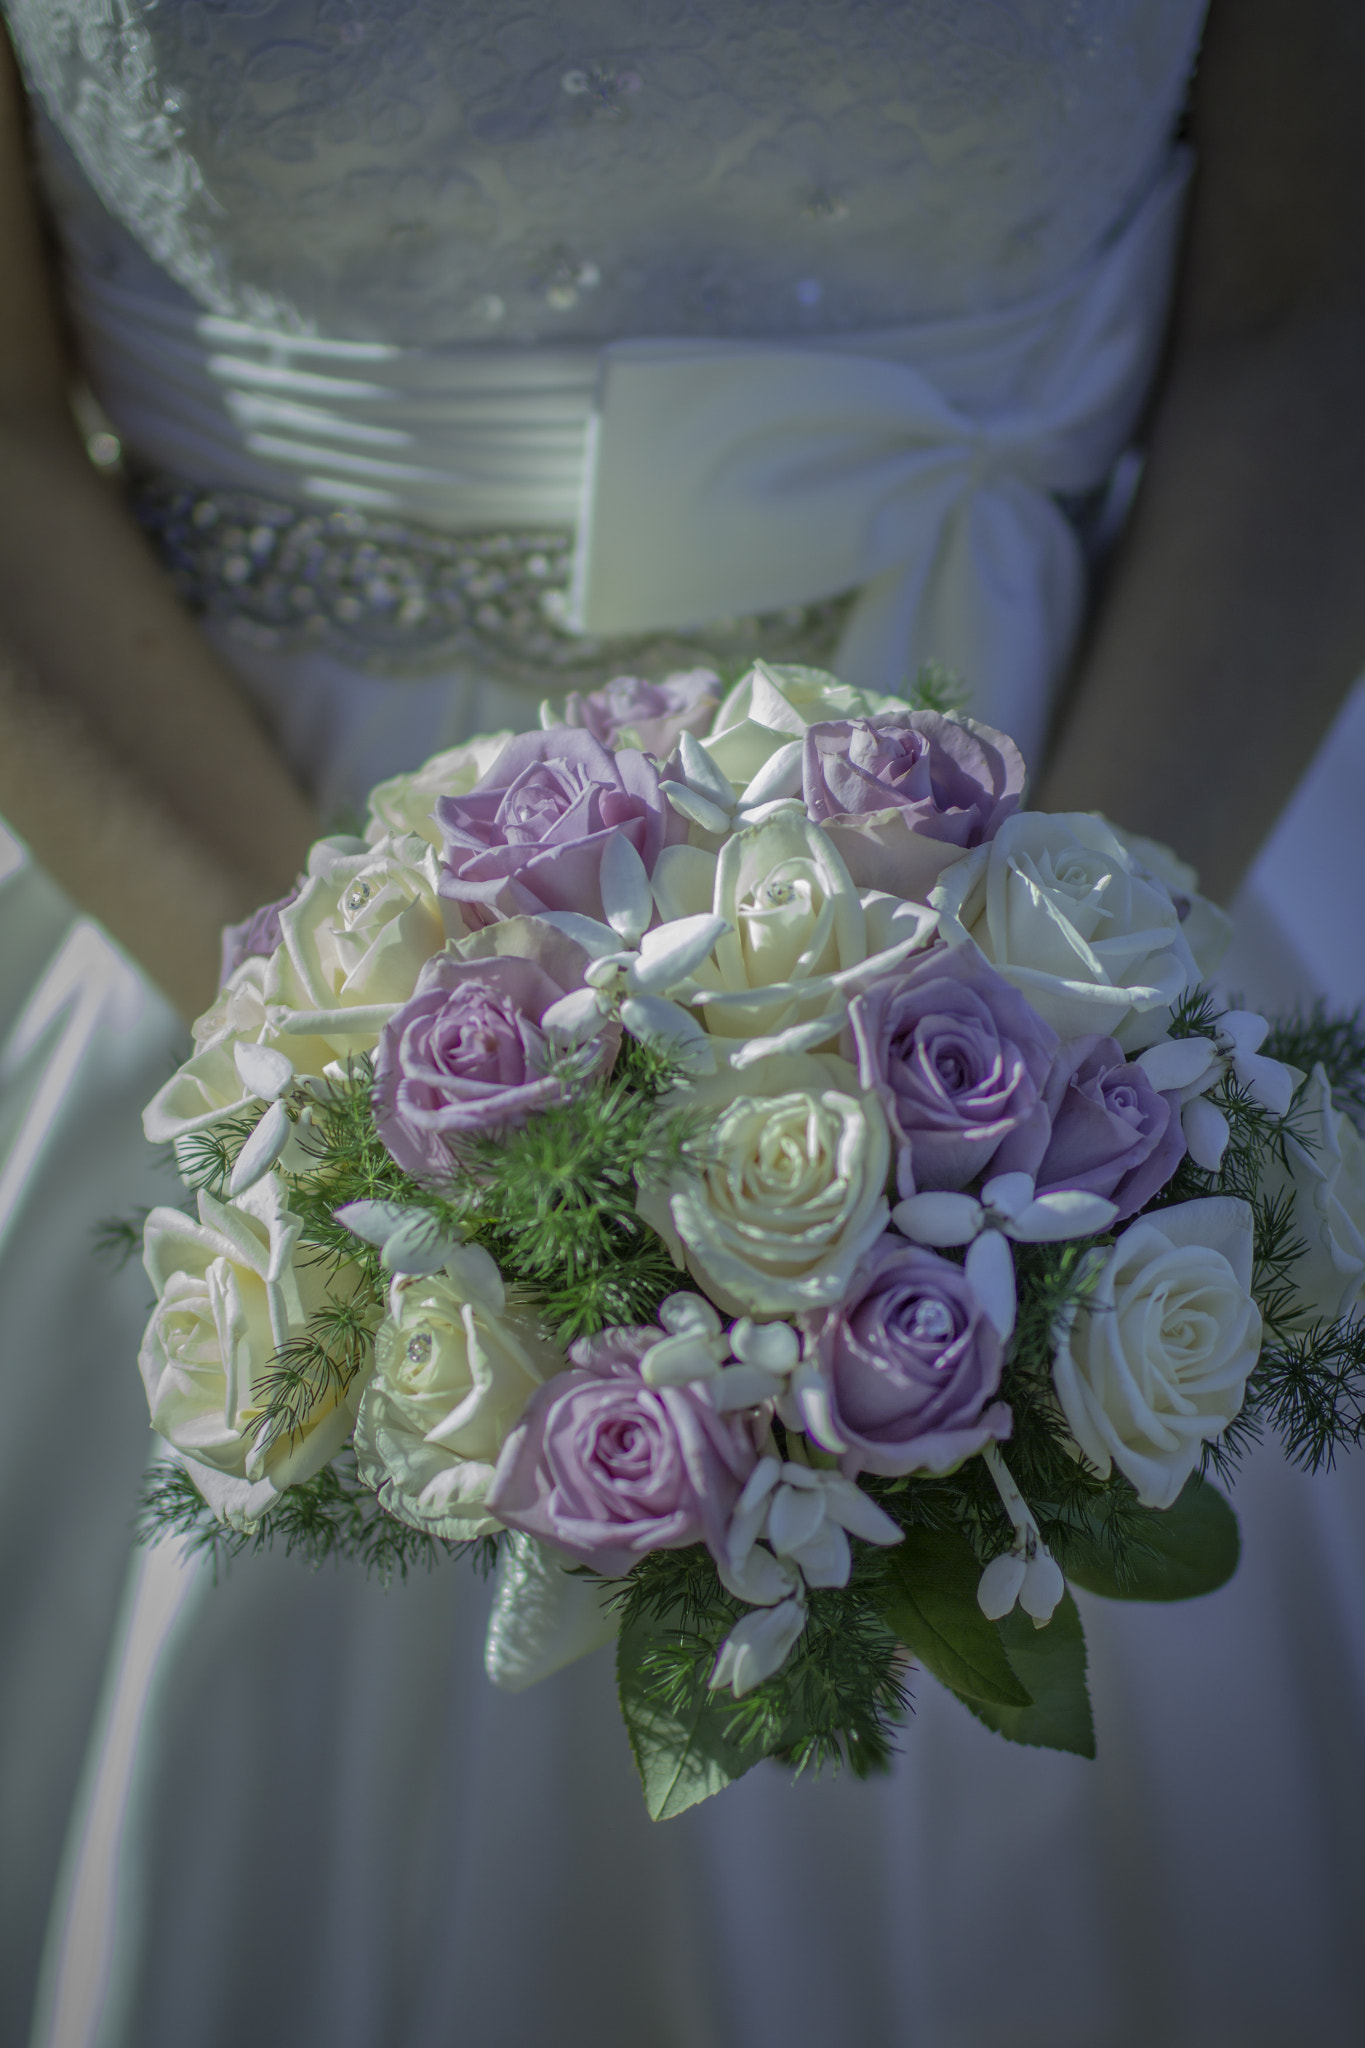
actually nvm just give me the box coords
[129,469,852,687]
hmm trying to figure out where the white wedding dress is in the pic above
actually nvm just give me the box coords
[3,5,1365,2046]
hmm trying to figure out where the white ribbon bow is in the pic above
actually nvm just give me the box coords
[570,156,1189,759]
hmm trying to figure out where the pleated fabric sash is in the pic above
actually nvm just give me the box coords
[67,151,1189,754]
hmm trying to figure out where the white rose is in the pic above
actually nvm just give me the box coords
[639,1051,891,1316]
[139,1176,364,1525]
[268,832,462,1054]
[703,660,906,792]
[1052,1196,1262,1509]
[143,956,336,1145]
[1261,1063,1365,1324]
[354,1244,563,1539]
[932,810,1200,1048]
[1103,822,1233,981]
[364,733,514,847]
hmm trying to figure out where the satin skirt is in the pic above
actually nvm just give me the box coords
[7,671,1365,2048]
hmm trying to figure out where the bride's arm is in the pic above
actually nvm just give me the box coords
[0,31,317,1022]
[1038,0,1365,902]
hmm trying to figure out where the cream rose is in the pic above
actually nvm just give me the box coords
[639,1051,891,1316]
[354,1244,563,1538]
[655,812,935,1060]
[932,810,1200,1048]
[702,660,907,793]
[139,1176,364,1525]
[143,956,337,1145]
[364,733,514,847]
[1261,1063,1365,1325]
[1052,1196,1262,1509]
[267,832,462,1056]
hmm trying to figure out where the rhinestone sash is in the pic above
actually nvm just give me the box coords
[128,468,853,686]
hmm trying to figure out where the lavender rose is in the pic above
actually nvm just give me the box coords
[487,1325,761,1575]
[801,1237,1011,1478]
[436,728,685,928]
[562,668,720,759]
[845,947,1058,1197]
[1033,1034,1184,1223]
[373,919,619,1180]
[805,711,1025,901]
[218,879,301,987]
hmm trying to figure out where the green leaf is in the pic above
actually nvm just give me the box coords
[616,1605,764,1821]
[877,1527,1032,1709]
[1062,1475,1240,1603]
[961,1593,1095,1758]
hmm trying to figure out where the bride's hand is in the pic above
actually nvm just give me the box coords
[0,29,317,1024]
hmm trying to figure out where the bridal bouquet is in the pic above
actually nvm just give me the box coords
[133,661,1365,1817]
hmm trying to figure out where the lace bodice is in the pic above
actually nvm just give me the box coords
[7,0,1205,347]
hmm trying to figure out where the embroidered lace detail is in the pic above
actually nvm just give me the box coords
[128,469,853,683]
[7,0,1206,346]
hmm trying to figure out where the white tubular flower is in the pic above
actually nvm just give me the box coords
[333,1198,465,1277]
[637,1293,732,1387]
[724,1457,903,1597]
[892,1172,1118,1341]
[976,1443,1066,1627]
[1136,1011,1298,1176]
[659,729,808,838]
[635,1300,813,1416]
[710,1596,809,1696]
[1181,1095,1231,1174]
[1212,1012,1296,1114]
[227,1098,293,1197]
[894,1171,1119,1249]
[534,844,731,1075]
[709,1442,903,1695]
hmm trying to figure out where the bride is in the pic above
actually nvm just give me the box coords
[3,3,1365,2044]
